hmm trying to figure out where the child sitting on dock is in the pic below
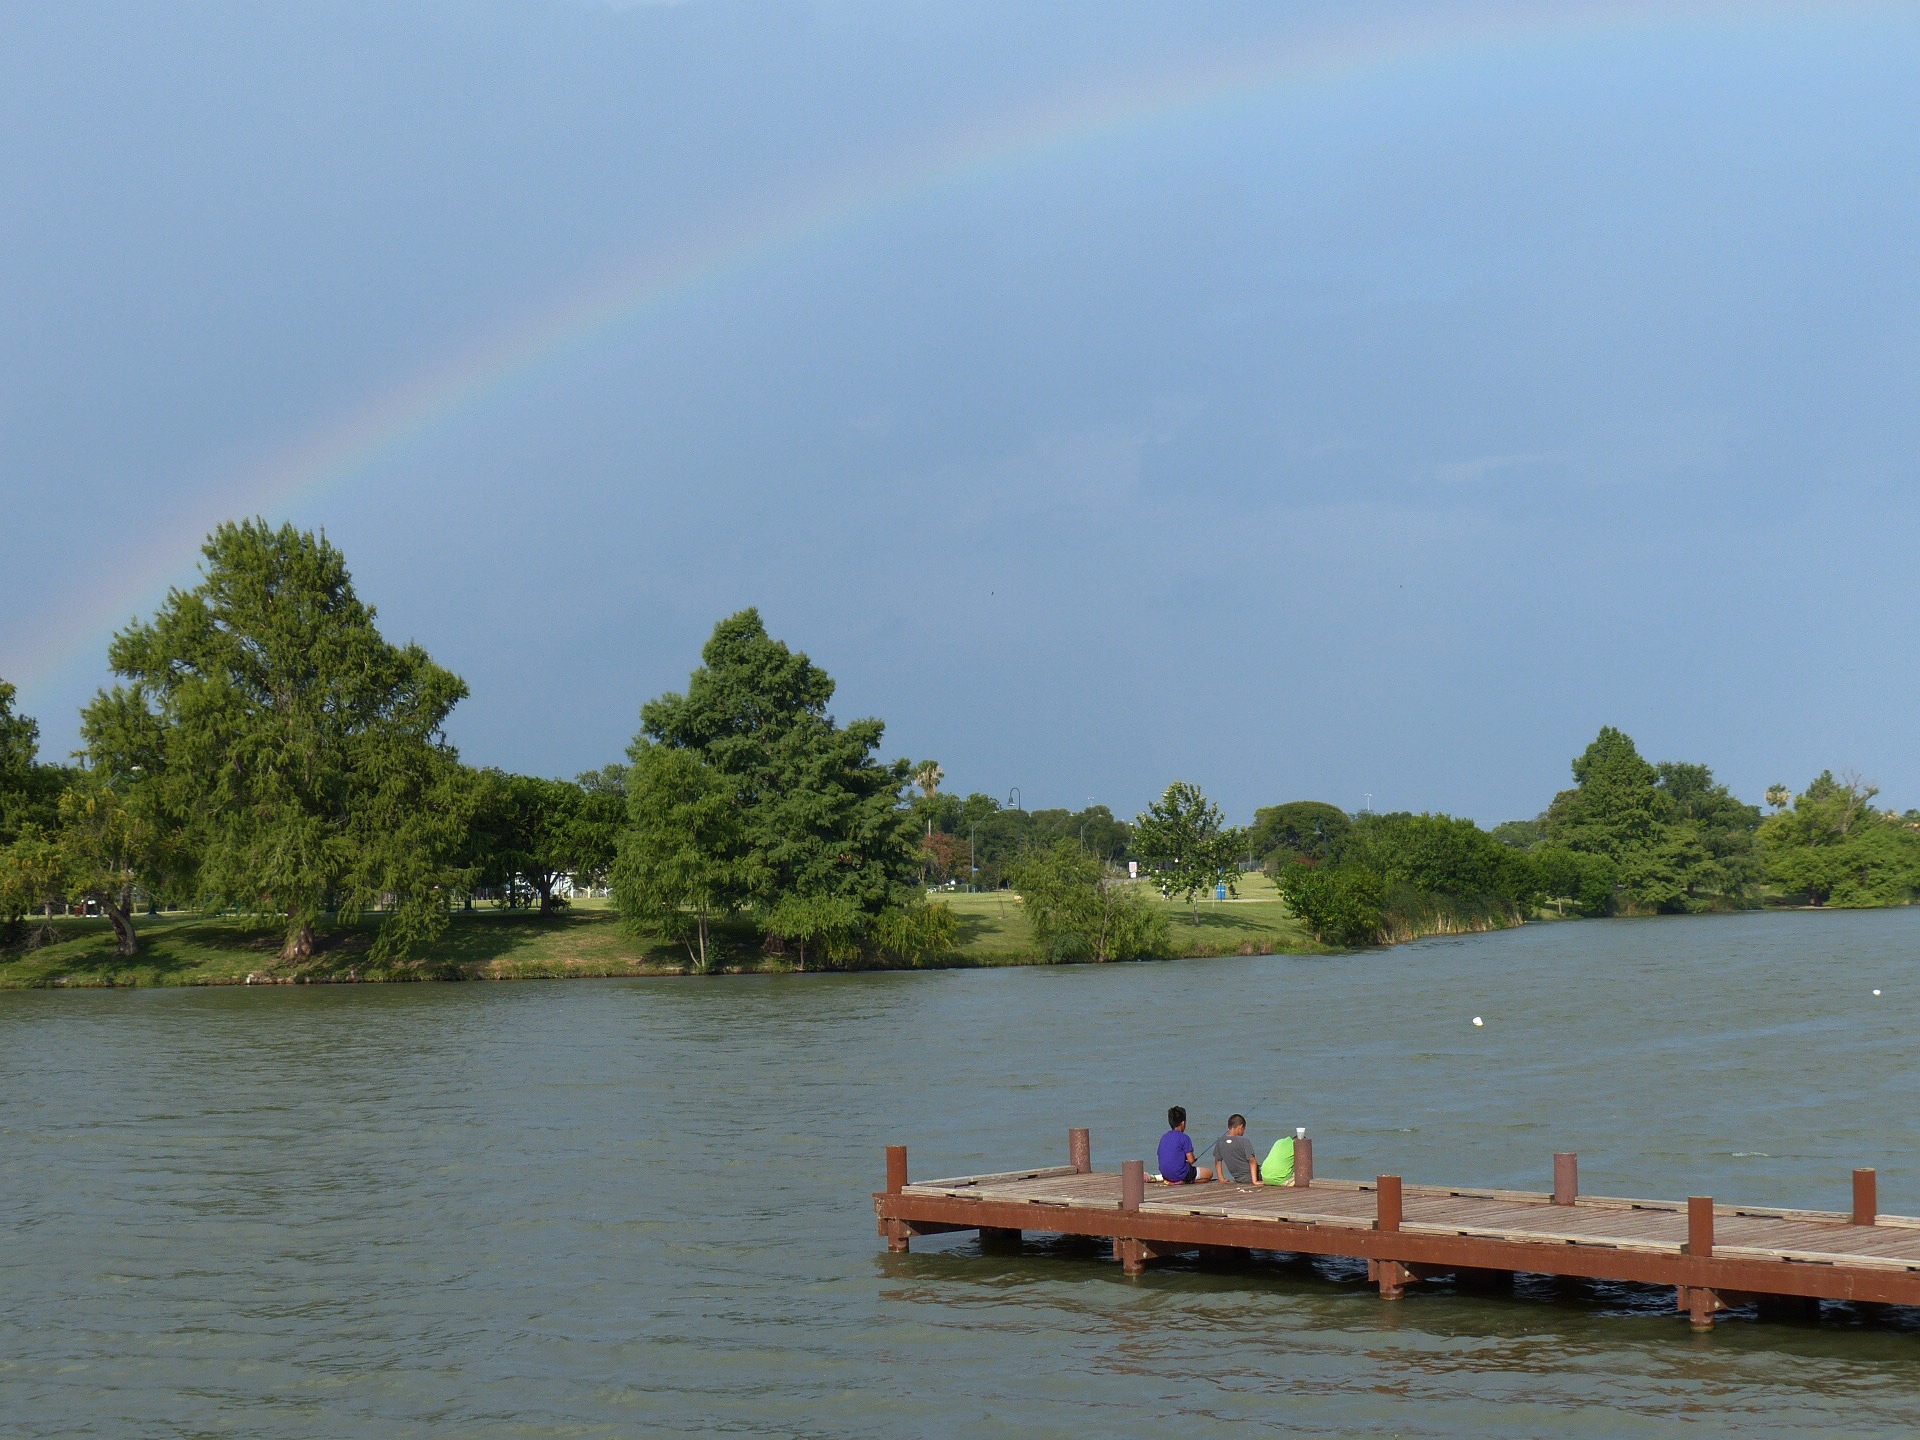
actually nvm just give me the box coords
[1155,1106,1214,1184]
[1211,1114,1261,1185]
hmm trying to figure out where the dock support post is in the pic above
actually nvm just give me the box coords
[1117,1159,1148,1275]
[884,1145,912,1251]
[1293,1136,1313,1189]
[1854,1168,1877,1227]
[1070,1127,1091,1174]
[1684,1196,1717,1327]
[1553,1153,1578,1206]
[1375,1174,1407,1298]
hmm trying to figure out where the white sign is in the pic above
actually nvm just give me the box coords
[1128,860,1138,879]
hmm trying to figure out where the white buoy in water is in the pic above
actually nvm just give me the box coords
[1472,1016,1484,1027]
[1874,989,1882,996]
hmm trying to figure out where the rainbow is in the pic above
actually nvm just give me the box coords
[8,0,1770,697]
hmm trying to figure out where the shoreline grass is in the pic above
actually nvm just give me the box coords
[0,874,1331,988]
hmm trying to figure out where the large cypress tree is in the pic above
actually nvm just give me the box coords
[86,520,470,961]
[625,609,917,929]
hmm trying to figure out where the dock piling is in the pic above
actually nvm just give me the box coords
[1854,1168,1878,1226]
[1118,1159,1148,1274]
[1553,1152,1578,1206]
[1293,1136,1313,1188]
[882,1145,911,1252]
[1070,1127,1091,1174]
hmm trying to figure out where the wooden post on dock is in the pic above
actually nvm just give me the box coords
[1854,1168,1878,1226]
[1553,1153,1578,1206]
[1683,1194,1718,1328]
[1687,1195,1713,1258]
[1375,1175,1407,1298]
[1117,1159,1148,1275]
[884,1146,911,1252]
[1070,1127,1091,1174]
[1293,1136,1313,1188]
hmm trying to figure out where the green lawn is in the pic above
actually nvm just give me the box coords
[0,875,1325,988]
[935,871,1322,962]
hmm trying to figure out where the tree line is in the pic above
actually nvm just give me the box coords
[1259,727,1920,945]
[3,521,1915,965]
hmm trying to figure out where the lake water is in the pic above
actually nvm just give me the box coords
[7,908,1920,1436]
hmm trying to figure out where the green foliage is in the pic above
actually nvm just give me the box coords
[1489,818,1544,850]
[468,770,619,913]
[1008,839,1171,961]
[1344,812,1542,907]
[612,742,743,970]
[1132,781,1242,920]
[764,891,866,968]
[1249,801,1351,866]
[0,680,70,847]
[913,794,1130,889]
[1533,846,1617,916]
[871,901,961,963]
[634,609,918,924]
[53,780,152,955]
[0,679,37,825]
[85,519,472,962]
[1544,727,1759,913]
[1759,772,1920,906]
[1274,862,1383,947]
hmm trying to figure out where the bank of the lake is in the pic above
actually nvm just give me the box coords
[0,876,1326,987]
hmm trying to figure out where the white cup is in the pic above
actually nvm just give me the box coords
[1295,1127,1306,1139]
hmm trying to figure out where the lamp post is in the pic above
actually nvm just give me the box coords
[970,821,978,893]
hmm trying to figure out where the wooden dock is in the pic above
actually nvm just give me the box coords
[873,1131,1920,1327]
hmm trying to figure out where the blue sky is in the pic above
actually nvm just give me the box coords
[4,1,1917,824]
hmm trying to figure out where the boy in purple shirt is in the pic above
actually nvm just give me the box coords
[1155,1105,1214,1184]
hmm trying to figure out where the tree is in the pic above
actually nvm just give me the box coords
[568,770,626,892]
[1248,801,1351,867]
[629,610,919,935]
[0,680,36,827]
[612,742,743,971]
[1544,728,1758,913]
[1533,847,1616,916]
[1343,812,1542,910]
[918,829,968,884]
[1759,771,1920,906]
[1009,839,1169,962]
[1274,862,1383,947]
[1545,727,1663,862]
[0,679,70,846]
[470,771,609,914]
[1132,781,1242,922]
[54,781,151,956]
[0,823,67,944]
[1488,818,1544,850]
[86,519,471,962]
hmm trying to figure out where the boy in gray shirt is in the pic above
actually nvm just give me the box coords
[1211,1114,1261,1185]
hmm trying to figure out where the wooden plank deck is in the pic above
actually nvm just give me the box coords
[873,1137,1920,1327]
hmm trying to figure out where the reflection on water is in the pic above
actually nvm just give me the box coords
[5,908,1920,1436]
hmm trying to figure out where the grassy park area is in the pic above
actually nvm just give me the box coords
[0,876,1323,988]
